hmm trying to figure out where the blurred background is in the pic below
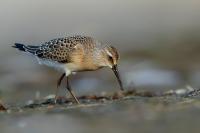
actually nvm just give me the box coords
[0,0,200,133]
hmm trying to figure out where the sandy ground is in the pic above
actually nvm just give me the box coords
[0,89,200,133]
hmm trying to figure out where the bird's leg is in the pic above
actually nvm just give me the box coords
[66,76,80,104]
[55,73,65,103]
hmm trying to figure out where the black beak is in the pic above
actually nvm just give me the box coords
[112,65,124,91]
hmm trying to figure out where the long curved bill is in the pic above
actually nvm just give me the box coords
[112,65,124,91]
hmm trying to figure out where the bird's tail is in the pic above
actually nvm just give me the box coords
[12,43,40,55]
[12,43,26,52]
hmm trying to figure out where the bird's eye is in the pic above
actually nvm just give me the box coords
[108,55,113,62]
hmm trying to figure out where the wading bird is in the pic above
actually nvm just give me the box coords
[13,35,124,104]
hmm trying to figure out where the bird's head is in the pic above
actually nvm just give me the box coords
[103,46,119,68]
[98,45,124,91]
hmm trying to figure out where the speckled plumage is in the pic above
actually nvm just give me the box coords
[24,36,94,63]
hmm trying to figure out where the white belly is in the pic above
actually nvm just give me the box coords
[36,58,72,76]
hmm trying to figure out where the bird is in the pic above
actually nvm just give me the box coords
[12,35,124,104]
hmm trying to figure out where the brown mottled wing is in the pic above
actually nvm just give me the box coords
[34,36,93,63]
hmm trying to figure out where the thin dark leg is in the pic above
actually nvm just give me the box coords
[66,76,80,104]
[55,73,65,103]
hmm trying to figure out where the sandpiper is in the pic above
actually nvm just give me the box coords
[13,35,124,104]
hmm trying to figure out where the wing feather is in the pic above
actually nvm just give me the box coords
[35,36,93,63]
